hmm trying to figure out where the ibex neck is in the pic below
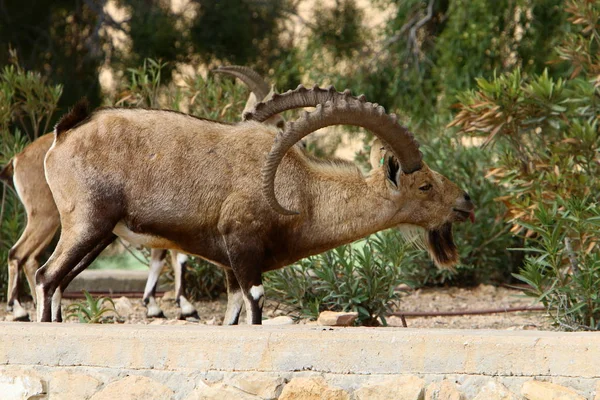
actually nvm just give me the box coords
[296,169,396,255]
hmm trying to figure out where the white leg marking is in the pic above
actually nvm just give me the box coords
[250,284,264,301]
[176,253,189,265]
[178,296,196,317]
[51,287,62,322]
[146,296,163,318]
[35,285,45,321]
[245,285,265,324]
[143,258,163,300]
[243,295,253,325]
[223,290,243,325]
[12,300,29,320]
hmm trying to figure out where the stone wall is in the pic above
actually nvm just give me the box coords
[1,323,598,399]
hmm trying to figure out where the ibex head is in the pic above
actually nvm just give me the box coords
[246,85,475,268]
[368,140,474,268]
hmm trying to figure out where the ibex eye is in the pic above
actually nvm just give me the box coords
[419,183,432,191]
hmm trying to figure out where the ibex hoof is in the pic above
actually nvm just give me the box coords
[146,306,166,319]
[179,310,200,321]
[13,312,31,322]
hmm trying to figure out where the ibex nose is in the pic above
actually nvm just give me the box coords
[463,192,471,202]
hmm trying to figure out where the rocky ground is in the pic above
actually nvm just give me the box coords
[0,284,553,330]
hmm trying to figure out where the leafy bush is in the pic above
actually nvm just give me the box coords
[184,258,226,301]
[450,0,600,330]
[409,127,520,285]
[64,290,119,323]
[514,200,600,330]
[264,230,417,326]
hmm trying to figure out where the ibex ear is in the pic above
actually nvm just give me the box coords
[242,92,259,118]
[369,139,386,170]
[385,155,401,188]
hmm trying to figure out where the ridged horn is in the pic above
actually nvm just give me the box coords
[244,84,362,122]
[212,66,271,100]
[261,89,423,215]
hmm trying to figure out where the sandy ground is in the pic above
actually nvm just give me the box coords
[0,284,553,330]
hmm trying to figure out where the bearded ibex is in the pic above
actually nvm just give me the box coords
[1,66,280,321]
[36,85,474,323]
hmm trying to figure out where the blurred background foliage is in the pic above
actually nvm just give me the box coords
[0,0,598,328]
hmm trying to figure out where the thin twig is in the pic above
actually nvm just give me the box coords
[564,237,579,274]
[390,305,545,317]
[118,238,150,266]
[408,0,435,70]
[367,15,419,69]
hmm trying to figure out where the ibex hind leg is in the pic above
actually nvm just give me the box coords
[143,249,167,318]
[52,234,117,322]
[171,251,199,320]
[222,268,243,325]
[6,256,26,320]
[222,235,265,325]
[7,220,58,321]
[35,223,116,322]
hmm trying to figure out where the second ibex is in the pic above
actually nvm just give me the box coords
[37,86,474,324]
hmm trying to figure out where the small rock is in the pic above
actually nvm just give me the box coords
[279,377,349,400]
[262,316,294,326]
[354,375,425,400]
[49,371,101,400]
[521,381,585,400]
[90,375,174,400]
[227,374,286,399]
[0,374,45,400]
[317,311,358,326]
[204,317,218,325]
[425,380,464,400]
[473,380,517,400]
[161,290,176,302]
[184,381,259,400]
[114,297,134,318]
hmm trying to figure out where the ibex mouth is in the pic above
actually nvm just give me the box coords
[453,208,475,223]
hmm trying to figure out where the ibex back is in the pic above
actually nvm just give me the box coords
[37,86,474,324]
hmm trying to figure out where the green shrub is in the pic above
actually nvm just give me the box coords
[450,0,600,330]
[514,199,600,330]
[264,230,417,326]
[184,258,226,301]
[64,290,119,324]
[407,127,520,286]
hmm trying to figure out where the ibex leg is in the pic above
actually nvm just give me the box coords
[222,268,243,325]
[170,251,199,320]
[143,248,167,318]
[36,222,116,322]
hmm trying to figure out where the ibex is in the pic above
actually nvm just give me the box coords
[0,132,202,321]
[36,85,474,323]
[1,66,278,321]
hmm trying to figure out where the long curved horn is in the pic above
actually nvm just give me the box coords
[244,84,348,122]
[262,90,423,215]
[212,66,271,100]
